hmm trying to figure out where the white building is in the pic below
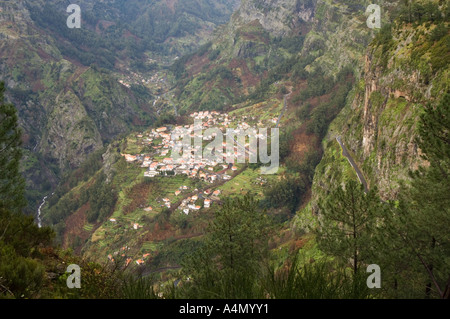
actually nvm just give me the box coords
[145,171,159,178]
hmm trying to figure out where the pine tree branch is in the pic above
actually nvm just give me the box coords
[0,281,14,297]
[0,220,11,241]
[401,232,444,298]
[443,275,450,299]
[0,139,17,154]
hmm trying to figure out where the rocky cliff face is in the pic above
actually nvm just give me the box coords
[40,90,103,170]
[213,0,316,62]
[301,0,374,76]
[308,12,448,216]
[232,0,315,37]
[347,51,426,199]
[230,0,375,75]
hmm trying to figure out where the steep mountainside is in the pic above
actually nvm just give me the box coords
[0,0,238,211]
[0,0,152,210]
[170,0,376,115]
[305,0,449,219]
[26,0,240,70]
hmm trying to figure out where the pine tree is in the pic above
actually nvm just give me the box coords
[209,194,271,273]
[316,180,385,276]
[0,82,54,298]
[392,93,450,299]
[0,82,26,213]
[373,92,449,299]
[181,194,272,298]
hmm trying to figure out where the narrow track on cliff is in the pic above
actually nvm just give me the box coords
[336,136,369,193]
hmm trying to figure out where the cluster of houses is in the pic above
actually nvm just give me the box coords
[149,186,222,215]
[177,189,222,215]
[107,245,151,266]
[118,110,270,218]
[121,110,262,182]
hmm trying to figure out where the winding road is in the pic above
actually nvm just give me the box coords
[276,89,291,129]
[336,136,369,193]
